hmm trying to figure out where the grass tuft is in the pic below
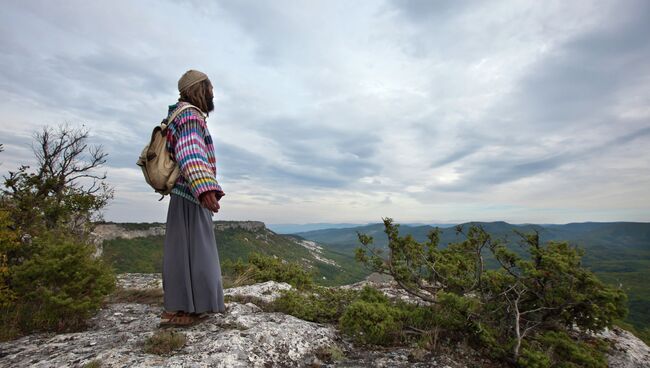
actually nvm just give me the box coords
[82,360,102,368]
[143,330,186,356]
[313,344,346,362]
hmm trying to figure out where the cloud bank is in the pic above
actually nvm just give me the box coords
[0,0,648,224]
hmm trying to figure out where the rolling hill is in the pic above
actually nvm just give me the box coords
[97,221,368,286]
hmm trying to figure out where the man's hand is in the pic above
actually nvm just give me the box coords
[199,190,225,212]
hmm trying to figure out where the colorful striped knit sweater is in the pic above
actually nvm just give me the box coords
[165,101,223,205]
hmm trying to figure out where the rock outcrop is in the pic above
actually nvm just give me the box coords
[0,274,648,367]
[600,327,650,368]
[214,221,266,232]
[296,239,340,268]
[90,221,270,258]
[0,274,337,368]
[92,224,166,242]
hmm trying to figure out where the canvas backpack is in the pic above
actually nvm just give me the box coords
[136,104,200,198]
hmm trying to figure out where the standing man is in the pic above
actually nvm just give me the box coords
[159,70,227,326]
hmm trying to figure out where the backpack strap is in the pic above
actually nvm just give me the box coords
[161,103,204,131]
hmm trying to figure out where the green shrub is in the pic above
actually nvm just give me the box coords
[3,232,115,336]
[339,298,403,345]
[356,284,389,303]
[271,286,359,323]
[0,126,116,341]
[223,252,315,290]
[313,344,346,362]
[528,331,607,368]
[0,209,19,310]
[517,347,552,368]
[356,218,628,363]
[273,284,461,349]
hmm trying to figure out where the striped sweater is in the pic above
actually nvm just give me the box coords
[165,101,223,204]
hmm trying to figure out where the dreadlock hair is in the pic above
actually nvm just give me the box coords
[179,79,214,116]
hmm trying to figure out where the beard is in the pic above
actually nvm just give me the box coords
[206,97,215,113]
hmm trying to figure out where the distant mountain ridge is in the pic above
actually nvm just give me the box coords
[268,222,457,234]
[294,221,650,250]
[267,223,368,234]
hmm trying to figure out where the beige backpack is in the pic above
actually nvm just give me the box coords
[136,104,199,198]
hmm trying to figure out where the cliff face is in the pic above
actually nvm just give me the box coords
[92,221,269,244]
[214,221,266,232]
[1,274,648,368]
[91,221,272,258]
[92,224,166,243]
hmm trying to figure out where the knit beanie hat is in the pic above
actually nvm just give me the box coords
[178,69,209,93]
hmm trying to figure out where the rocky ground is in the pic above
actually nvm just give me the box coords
[0,274,648,367]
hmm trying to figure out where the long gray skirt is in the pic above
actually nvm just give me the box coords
[162,194,226,313]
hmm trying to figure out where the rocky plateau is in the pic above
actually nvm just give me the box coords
[0,273,648,367]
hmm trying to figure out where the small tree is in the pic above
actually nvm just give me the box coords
[0,125,115,340]
[356,218,627,365]
[3,125,113,237]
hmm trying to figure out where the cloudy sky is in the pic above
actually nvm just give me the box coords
[1,0,649,225]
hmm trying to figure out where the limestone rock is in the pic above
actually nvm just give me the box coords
[295,239,339,268]
[224,280,293,303]
[0,276,338,368]
[1,273,647,368]
[213,221,266,232]
[599,327,650,368]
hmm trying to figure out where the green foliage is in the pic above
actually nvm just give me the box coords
[355,218,628,363]
[3,129,113,236]
[271,286,359,324]
[82,360,103,368]
[484,235,628,334]
[102,225,367,286]
[102,236,165,273]
[0,126,116,341]
[313,344,346,362]
[3,232,115,336]
[519,331,607,368]
[143,330,186,355]
[337,286,444,347]
[222,251,316,290]
[271,284,441,348]
[216,227,312,265]
[0,208,19,309]
[339,299,403,345]
[517,347,552,368]
[302,220,650,337]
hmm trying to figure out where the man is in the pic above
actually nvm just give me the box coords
[159,69,227,327]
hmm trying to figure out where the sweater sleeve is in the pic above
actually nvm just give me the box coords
[173,117,223,200]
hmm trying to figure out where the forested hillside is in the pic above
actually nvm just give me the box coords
[99,221,367,286]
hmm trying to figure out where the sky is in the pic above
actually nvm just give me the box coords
[0,0,649,225]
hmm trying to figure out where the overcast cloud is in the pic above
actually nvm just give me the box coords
[0,0,648,224]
